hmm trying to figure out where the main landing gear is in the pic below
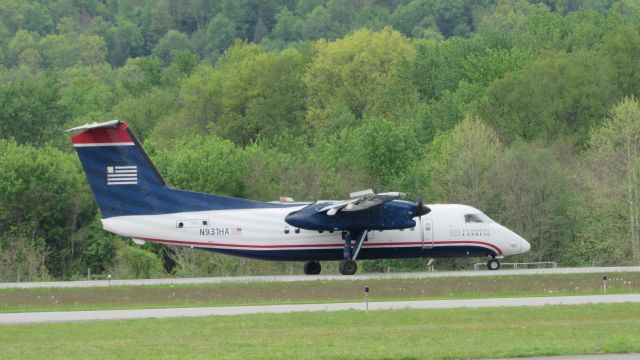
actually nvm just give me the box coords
[339,259,357,275]
[338,230,367,275]
[304,261,321,275]
[487,258,501,270]
[302,230,367,276]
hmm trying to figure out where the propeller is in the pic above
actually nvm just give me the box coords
[414,178,431,217]
[414,178,431,248]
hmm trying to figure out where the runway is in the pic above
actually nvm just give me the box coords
[1,293,639,325]
[1,266,639,289]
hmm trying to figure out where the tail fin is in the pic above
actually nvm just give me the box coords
[70,120,168,218]
[70,120,278,218]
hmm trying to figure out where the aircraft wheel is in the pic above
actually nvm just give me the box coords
[339,259,357,275]
[487,258,501,271]
[304,261,321,275]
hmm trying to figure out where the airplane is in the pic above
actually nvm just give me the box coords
[68,120,531,275]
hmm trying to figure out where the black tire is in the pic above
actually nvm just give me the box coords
[304,261,321,275]
[339,259,357,275]
[487,259,501,271]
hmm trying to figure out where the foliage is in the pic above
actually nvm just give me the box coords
[579,97,640,265]
[153,135,246,196]
[3,1,640,277]
[111,242,165,279]
[480,49,614,143]
[305,27,415,125]
[0,140,94,279]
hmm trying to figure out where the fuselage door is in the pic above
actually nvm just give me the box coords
[423,219,433,249]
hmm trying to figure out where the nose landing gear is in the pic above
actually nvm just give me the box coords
[487,258,501,270]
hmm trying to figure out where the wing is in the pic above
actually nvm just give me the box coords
[319,189,405,216]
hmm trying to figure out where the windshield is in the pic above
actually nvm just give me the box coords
[464,213,494,223]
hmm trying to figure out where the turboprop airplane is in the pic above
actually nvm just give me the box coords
[68,120,530,275]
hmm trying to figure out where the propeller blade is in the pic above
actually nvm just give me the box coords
[413,176,430,217]
[414,201,431,217]
[419,214,424,248]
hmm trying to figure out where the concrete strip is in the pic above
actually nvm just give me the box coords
[1,266,639,289]
[1,294,639,325]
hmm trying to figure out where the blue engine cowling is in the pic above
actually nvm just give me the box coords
[285,200,418,231]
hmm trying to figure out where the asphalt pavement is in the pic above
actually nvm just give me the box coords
[1,266,639,289]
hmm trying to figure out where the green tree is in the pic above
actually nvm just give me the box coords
[301,5,342,40]
[152,135,246,196]
[39,34,76,69]
[111,87,179,141]
[480,50,615,143]
[152,29,191,63]
[270,7,301,43]
[495,141,577,263]
[143,0,173,52]
[205,14,237,61]
[0,228,49,282]
[354,116,420,186]
[580,97,640,265]
[58,65,116,120]
[0,140,94,277]
[462,47,532,86]
[0,76,69,144]
[76,34,108,65]
[112,242,165,279]
[112,18,145,66]
[214,44,308,145]
[352,4,391,31]
[18,2,54,35]
[389,0,436,37]
[305,27,415,126]
[401,36,483,102]
[7,29,39,66]
[476,0,543,34]
[601,26,640,98]
[426,116,502,210]
[174,63,223,131]
[116,0,139,23]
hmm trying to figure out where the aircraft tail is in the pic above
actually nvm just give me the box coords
[70,120,170,218]
[70,120,274,218]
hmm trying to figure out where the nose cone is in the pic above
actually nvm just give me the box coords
[520,237,531,253]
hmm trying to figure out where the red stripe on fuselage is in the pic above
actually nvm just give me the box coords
[72,123,133,144]
[141,238,502,254]
[368,241,503,255]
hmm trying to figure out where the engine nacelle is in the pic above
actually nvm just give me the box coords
[285,200,417,231]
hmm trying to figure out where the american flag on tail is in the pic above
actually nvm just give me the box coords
[106,165,138,185]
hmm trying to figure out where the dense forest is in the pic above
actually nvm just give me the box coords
[2,0,640,281]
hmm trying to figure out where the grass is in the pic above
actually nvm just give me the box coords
[1,303,639,359]
[1,272,639,313]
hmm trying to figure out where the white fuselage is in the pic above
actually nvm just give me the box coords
[102,203,530,261]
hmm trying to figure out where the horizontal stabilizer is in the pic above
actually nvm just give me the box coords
[66,120,121,132]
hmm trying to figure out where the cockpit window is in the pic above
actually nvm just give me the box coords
[465,213,493,223]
